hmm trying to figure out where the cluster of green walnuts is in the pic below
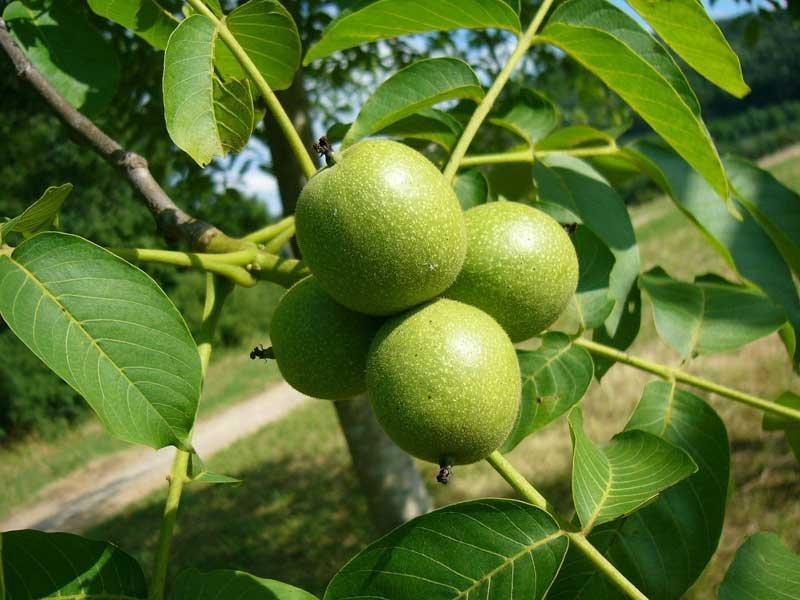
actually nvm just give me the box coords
[267,139,578,477]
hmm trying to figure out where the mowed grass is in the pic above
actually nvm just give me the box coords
[89,153,800,598]
[0,339,280,521]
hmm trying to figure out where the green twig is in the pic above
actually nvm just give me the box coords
[487,451,648,600]
[262,223,296,254]
[574,337,800,422]
[458,142,620,169]
[243,215,295,243]
[148,275,231,600]
[186,0,317,179]
[442,0,556,182]
[536,142,619,158]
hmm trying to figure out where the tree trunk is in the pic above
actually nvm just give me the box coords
[261,73,433,535]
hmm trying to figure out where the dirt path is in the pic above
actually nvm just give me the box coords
[0,383,307,533]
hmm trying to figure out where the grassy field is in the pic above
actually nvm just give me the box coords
[84,153,800,598]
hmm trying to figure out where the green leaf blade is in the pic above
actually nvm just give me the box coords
[2,530,146,599]
[1,183,72,243]
[214,0,302,91]
[342,57,484,148]
[174,568,317,599]
[625,0,749,98]
[503,333,593,452]
[454,169,489,210]
[538,0,728,199]
[324,499,567,600]
[720,533,800,600]
[304,0,521,64]
[569,406,697,531]
[0,233,202,450]
[87,0,177,50]
[490,88,559,146]
[573,228,616,331]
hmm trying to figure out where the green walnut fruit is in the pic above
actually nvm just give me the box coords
[445,202,579,342]
[367,299,521,466]
[270,277,382,400]
[295,139,467,316]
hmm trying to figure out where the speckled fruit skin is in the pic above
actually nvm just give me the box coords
[270,277,382,400]
[295,139,467,316]
[367,299,521,465]
[445,202,579,342]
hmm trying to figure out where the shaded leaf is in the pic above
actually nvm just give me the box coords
[538,0,728,199]
[0,233,202,450]
[550,381,729,599]
[537,125,613,152]
[4,0,120,116]
[342,58,483,148]
[573,228,615,331]
[490,88,559,145]
[502,332,593,452]
[305,0,521,64]
[0,183,71,243]
[592,285,642,379]
[163,15,256,167]
[453,169,488,210]
[569,407,697,531]
[633,141,800,369]
[1,530,146,599]
[324,499,567,600]
[381,108,464,152]
[534,155,640,335]
[719,533,800,600]
[87,0,177,50]
[762,392,800,463]
[727,155,800,277]
[174,568,317,599]
[640,268,786,359]
[214,0,302,92]
[625,0,749,97]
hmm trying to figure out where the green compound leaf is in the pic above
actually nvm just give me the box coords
[342,57,484,148]
[640,268,786,359]
[4,0,120,116]
[381,108,464,152]
[568,406,697,531]
[1,530,146,599]
[632,141,800,370]
[536,125,614,152]
[502,332,593,452]
[727,155,800,278]
[573,227,616,331]
[454,169,489,210]
[0,232,202,450]
[87,0,177,50]
[533,156,640,336]
[720,533,800,600]
[324,499,568,600]
[0,183,71,243]
[490,88,559,146]
[214,0,302,92]
[174,568,317,599]
[550,381,730,599]
[538,0,728,200]
[625,0,749,98]
[163,15,256,167]
[304,0,521,64]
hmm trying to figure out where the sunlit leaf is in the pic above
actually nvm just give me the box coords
[569,406,696,531]
[551,382,729,599]
[343,58,483,148]
[0,183,71,243]
[305,0,521,64]
[538,0,728,200]
[502,332,593,452]
[1,530,146,599]
[719,533,800,600]
[324,499,567,600]
[490,88,559,146]
[87,0,177,50]
[536,125,613,152]
[625,0,749,97]
[174,568,317,599]
[214,0,302,92]
[4,0,120,116]
[0,233,202,449]
[381,108,464,152]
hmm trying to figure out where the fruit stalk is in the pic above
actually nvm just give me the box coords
[574,338,800,422]
[442,0,556,182]
[185,0,317,179]
[243,215,295,244]
[486,451,648,600]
